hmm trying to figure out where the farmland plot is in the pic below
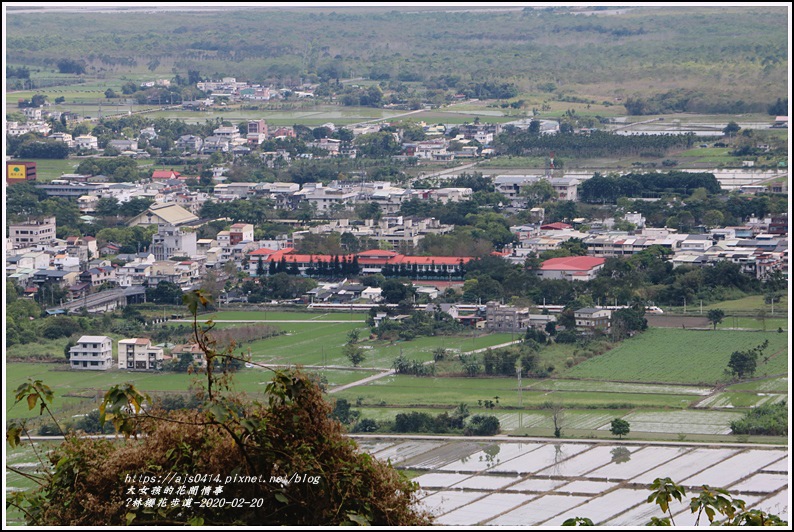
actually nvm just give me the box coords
[528,379,712,396]
[562,329,788,384]
[614,410,744,435]
[728,376,788,392]
[695,391,787,408]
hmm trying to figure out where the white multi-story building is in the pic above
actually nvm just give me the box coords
[118,338,164,371]
[74,135,99,151]
[69,335,113,370]
[150,223,197,260]
[8,217,57,249]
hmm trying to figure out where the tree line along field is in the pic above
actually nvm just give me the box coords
[561,329,788,385]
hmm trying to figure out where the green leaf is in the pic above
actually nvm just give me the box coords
[125,512,137,525]
[188,516,205,526]
[346,512,371,526]
[275,492,289,504]
[6,424,23,448]
[209,404,229,422]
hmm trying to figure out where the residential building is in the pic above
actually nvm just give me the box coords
[79,266,117,287]
[424,188,473,204]
[212,126,242,141]
[118,338,164,371]
[229,223,254,245]
[74,135,99,151]
[150,223,198,260]
[485,301,530,333]
[213,182,258,201]
[6,251,50,272]
[176,135,203,153]
[201,136,231,154]
[294,183,358,214]
[8,217,56,248]
[108,139,138,152]
[48,132,74,147]
[69,335,113,370]
[246,119,268,144]
[574,308,612,332]
[168,343,207,368]
[115,258,154,287]
[77,194,100,214]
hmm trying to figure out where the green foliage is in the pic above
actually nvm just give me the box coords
[708,308,726,330]
[40,316,79,340]
[727,340,768,379]
[563,517,595,526]
[463,414,500,436]
[145,281,185,305]
[482,348,520,376]
[343,343,366,367]
[647,477,686,525]
[392,407,470,434]
[610,418,630,439]
[579,171,721,203]
[16,140,70,159]
[729,401,787,436]
[331,398,360,425]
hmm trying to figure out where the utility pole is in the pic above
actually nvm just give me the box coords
[517,367,522,431]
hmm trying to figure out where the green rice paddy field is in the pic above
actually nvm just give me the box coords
[333,375,700,410]
[561,329,788,385]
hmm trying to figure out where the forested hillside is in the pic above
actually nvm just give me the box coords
[6,6,787,111]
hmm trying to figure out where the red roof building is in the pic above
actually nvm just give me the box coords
[538,256,605,281]
[248,248,473,278]
[152,169,182,180]
[540,222,573,231]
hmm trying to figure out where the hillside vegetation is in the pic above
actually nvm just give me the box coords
[6,6,787,111]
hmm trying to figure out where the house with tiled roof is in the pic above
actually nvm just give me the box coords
[152,169,181,180]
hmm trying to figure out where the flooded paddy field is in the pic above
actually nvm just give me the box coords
[354,437,789,526]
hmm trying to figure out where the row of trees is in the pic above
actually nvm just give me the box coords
[494,128,698,158]
[579,171,722,203]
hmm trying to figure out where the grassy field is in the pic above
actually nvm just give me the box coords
[701,294,788,313]
[561,328,788,385]
[333,375,699,410]
[5,360,377,421]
